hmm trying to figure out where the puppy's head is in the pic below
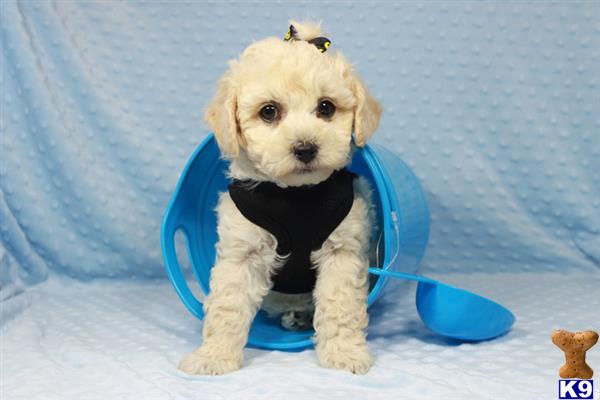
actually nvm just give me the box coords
[205,21,381,186]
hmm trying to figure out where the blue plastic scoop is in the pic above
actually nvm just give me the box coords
[368,267,516,341]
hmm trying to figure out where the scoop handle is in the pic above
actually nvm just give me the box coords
[161,223,205,320]
[368,267,438,285]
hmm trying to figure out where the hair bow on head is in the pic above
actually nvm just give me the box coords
[283,24,331,53]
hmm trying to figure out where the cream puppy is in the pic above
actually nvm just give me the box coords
[179,21,381,375]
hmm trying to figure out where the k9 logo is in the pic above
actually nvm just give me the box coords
[559,380,594,399]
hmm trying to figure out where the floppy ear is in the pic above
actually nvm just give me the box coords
[204,72,242,158]
[351,74,382,147]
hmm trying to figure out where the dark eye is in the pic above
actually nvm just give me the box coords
[259,104,280,122]
[317,100,336,118]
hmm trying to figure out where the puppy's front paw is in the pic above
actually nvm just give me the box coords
[316,337,373,375]
[179,346,242,376]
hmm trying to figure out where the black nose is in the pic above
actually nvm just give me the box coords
[292,142,318,164]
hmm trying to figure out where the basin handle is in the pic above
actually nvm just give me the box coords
[161,223,205,320]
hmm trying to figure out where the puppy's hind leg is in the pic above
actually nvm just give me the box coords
[281,309,314,331]
[262,291,315,331]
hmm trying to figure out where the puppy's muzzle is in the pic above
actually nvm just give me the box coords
[292,142,318,164]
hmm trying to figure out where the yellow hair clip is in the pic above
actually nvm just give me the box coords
[283,25,298,41]
[283,24,331,53]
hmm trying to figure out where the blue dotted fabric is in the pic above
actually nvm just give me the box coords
[2,272,598,400]
[2,2,599,287]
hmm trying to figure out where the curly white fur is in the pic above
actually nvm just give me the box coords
[179,20,381,376]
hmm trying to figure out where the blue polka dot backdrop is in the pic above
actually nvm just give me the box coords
[2,2,599,286]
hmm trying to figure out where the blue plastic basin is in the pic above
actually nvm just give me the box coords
[161,133,430,350]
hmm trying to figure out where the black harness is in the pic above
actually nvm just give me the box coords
[229,169,356,294]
